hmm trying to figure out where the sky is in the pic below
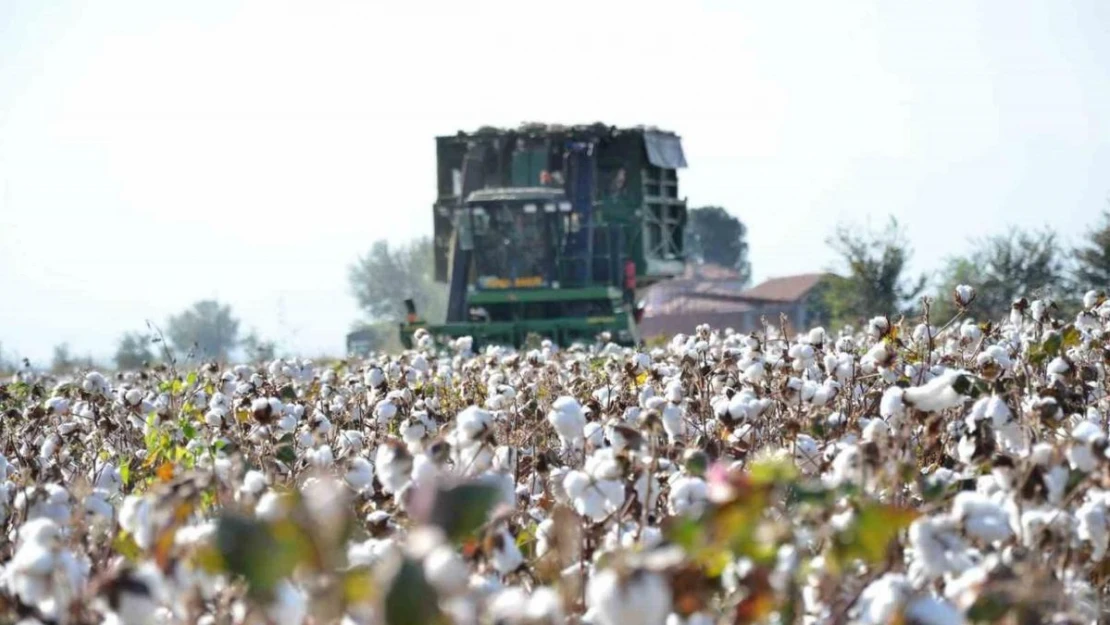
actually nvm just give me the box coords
[1,0,1108,364]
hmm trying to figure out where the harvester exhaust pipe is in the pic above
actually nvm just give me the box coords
[404,298,418,324]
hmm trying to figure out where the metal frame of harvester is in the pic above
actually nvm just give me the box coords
[390,122,689,351]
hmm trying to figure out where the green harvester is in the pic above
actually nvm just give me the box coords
[392,123,690,351]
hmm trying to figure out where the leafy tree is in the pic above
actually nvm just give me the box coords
[167,300,241,361]
[114,332,154,371]
[932,227,1066,322]
[823,217,926,328]
[51,343,75,374]
[349,237,447,324]
[683,206,752,285]
[241,332,278,363]
[1074,208,1110,292]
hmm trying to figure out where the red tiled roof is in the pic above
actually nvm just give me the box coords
[740,273,829,303]
[648,294,755,316]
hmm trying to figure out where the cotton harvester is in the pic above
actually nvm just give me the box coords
[382,123,690,351]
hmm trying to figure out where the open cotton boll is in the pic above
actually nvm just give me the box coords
[240,470,269,496]
[547,396,586,449]
[950,492,1013,543]
[344,457,375,494]
[488,527,524,575]
[375,441,414,494]
[902,370,972,413]
[586,567,672,625]
[456,406,493,444]
[424,544,469,596]
[853,573,911,625]
[1067,420,1107,472]
[668,476,708,517]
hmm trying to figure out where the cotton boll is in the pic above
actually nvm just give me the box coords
[424,544,469,596]
[586,567,671,625]
[584,422,605,448]
[854,573,911,625]
[374,399,398,425]
[668,476,708,517]
[660,403,684,443]
[488,527,524,575]
[902,595,963,625]
[456,406,493,444]
[265,579,307,625]
[307,445,335,468]
[902,370,972,412]
[547,397,586,449]
[950,492,1013,543]
[1076,494,1110,561]
[241,470,269,496]
[375,441,414,494]
[345,458,375,494]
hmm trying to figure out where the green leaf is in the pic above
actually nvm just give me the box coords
[967,593,1010,622]
[384,557,442,625]
[112,531,142,561]
[279,384,298,401]
[120,459,131,487]
[425,482,502,544]
[748,455,798,485]
[1041,331,1063,359]
[186,371,198,387]
[214,513,310,599]
[182,421,197,441]
[1061,324,1082,349]
[830,502,918,568]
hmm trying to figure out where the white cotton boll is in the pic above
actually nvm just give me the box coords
[826,445,864,489]
[586,567,672,625]
[457,406,493,443]
[668,476,708,517]
[951,492,1013,543]
[633,352,652,372]
[547,397,586,448]
[907,517,971,582]
[1077,495,1110,561]
[902,596,963,625]
[307,445,335,468]
[960,320,982,343]
[84,491,114,523]
[489,527,524,575]
[376,442,414,494]
[954,284,975,307]
[902,370,971,412]
[424,544,469,596]
[119,496,155,550]
[241,470,269,496]
[661,403,684,443]
[364,367,385,388]
[807,326,827,345]
[124,389,144,407]
[1077,310,1102,334]
[345,458,375,493]
[1068,421,1106,472]
[255,491,287,521]
[336,430,365,456]
[854,573,911,625]
[664,380,683,403]
[204,410,224,428]
[584,422,605,448]
[862,418,889,443]
[347,537,403,573]
[266,579,308,625]
[374,399,398,425]
[742,360,766,383]
[525,586,564,624]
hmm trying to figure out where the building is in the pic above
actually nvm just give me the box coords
[639,269,831,339]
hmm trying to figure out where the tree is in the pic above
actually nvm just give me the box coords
[823,217,926,329]
[683,206,752,285]
[166,300,241,361]
[51,343,75,374]
[933,227,1067,322]
[349,237,447,324]
[114,332,154,371]
[241,332,277,363]
[1074,208,1110,292]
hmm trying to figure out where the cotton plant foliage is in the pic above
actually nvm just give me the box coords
[4,286,1110,624]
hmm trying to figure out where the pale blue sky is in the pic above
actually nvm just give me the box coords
[1,1,1108,363]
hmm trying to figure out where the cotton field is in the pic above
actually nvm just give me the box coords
[5,287,1110,625]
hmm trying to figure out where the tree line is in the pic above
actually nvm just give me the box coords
[5,204,1105,373]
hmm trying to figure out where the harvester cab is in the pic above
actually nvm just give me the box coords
[397,123,688,350]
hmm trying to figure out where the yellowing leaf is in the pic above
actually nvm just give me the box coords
[343,566,377,605]
[831,502,918,569]
[156,461,175,482]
